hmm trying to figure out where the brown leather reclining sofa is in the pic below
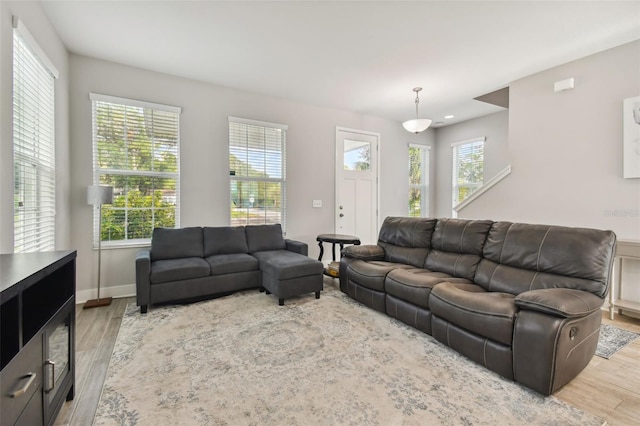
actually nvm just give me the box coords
[339,217,616,395]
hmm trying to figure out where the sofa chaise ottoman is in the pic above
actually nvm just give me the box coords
[136,224,323,312]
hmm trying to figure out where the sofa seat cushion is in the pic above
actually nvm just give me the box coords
[252,250,322,280]
[150,257,210,284]
[430,282,517,346]
[385,268,472,309]
[205,253,258,276]
[347,260,412,292]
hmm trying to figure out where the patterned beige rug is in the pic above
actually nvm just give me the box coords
[94,284,603,425]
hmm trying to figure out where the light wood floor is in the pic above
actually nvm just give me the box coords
[55,284,640,425]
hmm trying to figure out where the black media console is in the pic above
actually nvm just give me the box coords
[1,250,76,425]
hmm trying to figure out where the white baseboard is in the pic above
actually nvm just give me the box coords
[77,284,136,304]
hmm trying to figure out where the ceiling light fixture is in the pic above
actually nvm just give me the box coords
[402,87,432,134]
[444,115,455,119]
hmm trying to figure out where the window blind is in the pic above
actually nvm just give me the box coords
[91,94,181,245]
[229,117,287,232]
[13,20,57,253]
[409,144,430,217]
[451,137,485,216]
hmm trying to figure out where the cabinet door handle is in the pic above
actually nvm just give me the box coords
[10,372,36,398]
[45,359,56,392]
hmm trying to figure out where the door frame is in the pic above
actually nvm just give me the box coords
[335,126,381,240]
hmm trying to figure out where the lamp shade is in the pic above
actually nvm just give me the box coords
[87,185,113,206]
[402,118,432,134]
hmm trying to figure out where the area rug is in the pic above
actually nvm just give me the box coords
[595,323,640,359]
[94,286,603,426]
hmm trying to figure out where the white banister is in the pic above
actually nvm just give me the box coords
[453,165,511,213]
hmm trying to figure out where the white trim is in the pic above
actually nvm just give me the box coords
[90,93,182,114]
[76,283,136,304]
[13,16,59,79]
[228,116,288,130]
[409,143,431,151]
[453,165,512,212]
[451,136,486,148]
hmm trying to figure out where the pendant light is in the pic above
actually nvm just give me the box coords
[402,87,432,134]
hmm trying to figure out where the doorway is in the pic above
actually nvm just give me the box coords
[335,127,379,245]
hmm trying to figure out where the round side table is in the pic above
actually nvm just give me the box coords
[316,234,361,262]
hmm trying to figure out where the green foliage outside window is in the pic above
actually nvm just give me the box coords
[94,99,179,242]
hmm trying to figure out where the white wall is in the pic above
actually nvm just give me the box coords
[460,41,640,240]
[69,54,432,299]
[433,110,509,218]
[460,41,640,308]
[0,1,70,253]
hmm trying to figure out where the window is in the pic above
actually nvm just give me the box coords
[13,18,59,253]
[409,144,430,217]
[229,117,287,231]
[91,93,181,246]
[452,137,485,216]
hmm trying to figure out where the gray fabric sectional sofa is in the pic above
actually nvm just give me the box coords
[339,217,616,395]
[136,224,323,312]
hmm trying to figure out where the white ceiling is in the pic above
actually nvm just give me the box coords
[40,1,640,127]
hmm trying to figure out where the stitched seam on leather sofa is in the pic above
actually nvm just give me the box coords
[536,227,552,271]
[487,262,500,292]
[528,271,540,291]
[431,292,515,319]
[460,221,471,253]
[565,326,600,361]
[440,219,449,251]
[483,339,488,368]
[453,254,460,277]
[446,321,450,346]
[411,221,419,248]
[500,223,515,264]
[569,290,591,311]
[546,318,565,395]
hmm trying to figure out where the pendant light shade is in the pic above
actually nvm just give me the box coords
[402,118,432,133]
[403,87,432,134]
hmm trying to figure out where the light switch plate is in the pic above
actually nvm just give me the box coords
[313,200,322,208]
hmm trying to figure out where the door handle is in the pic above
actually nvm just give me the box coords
[45,359,56,392]
[10,372,36,398]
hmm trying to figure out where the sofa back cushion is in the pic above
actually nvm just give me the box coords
[151,227,204,261]
[425,218,493,280]
[203,226,249,256]
[245,224,286,253]
[475,222,616,297]
[377,217,437,267]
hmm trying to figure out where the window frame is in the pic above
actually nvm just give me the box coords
[408,144,430,218]
[228,116,287,233]
[90,93,182,248]
[12,17,59,253]
[451,137,485,217]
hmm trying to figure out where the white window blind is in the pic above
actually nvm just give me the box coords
[452,137,485,217]
[229,117,287,232]
[409,144,430,217]
[91,93,181,246]
[13,19,58,253]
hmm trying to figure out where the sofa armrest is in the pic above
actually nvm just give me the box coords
[285,239,308,256]
[135,248,152,312]
[341,244,384,261]
[515,288,603,318]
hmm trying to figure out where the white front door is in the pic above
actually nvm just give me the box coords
[335,127,379,245]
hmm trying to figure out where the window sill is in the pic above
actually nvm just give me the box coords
[92,240,151,250]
